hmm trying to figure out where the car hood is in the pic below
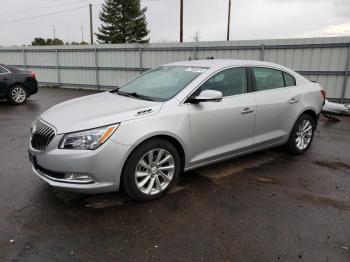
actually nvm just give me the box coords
[40,91,163,134]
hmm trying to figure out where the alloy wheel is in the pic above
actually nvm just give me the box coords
[295,119,313,150]
[11,87,26,103]
[135,148,175,195]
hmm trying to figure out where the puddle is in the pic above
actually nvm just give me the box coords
[169,185,186,194]
[52,184,188,210]
[196,151,277,183]
[290,193,350,212]
[253,177,281,185]
[84,193,129,209]
[313,160,350,170]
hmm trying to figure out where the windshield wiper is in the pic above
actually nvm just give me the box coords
[111,88,160,101]
[126,92,156,101]
[109,87,120,93]
[114,90,156,101]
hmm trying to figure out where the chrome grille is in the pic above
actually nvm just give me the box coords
[30,120,55,151]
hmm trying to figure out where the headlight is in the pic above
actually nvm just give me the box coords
[59,124,119,150]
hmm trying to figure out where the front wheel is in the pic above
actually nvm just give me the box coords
[8,85,28,105]
[286,114,315,154]
[122,138,181,201]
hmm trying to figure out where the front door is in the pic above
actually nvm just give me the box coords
[187,67,256,167]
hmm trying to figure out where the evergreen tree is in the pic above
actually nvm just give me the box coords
[96,0,150,44]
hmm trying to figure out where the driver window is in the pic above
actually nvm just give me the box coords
[200,67,247,97]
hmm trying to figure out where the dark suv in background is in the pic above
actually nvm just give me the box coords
[0,64,38,104]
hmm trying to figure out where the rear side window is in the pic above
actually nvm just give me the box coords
[253,67,284,91]
[200,67,247,97]
[5,65,22,73]
[0,66,7,74]
[283,72,296,87]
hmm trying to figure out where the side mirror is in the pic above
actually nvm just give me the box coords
[189,90,223,103]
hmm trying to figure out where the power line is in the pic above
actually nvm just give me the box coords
[0,6,87,25]
[0,0,89,15]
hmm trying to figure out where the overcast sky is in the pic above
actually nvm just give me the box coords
[0,0,349,46]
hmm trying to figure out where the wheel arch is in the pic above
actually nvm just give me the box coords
[302,109,318,126]
[9,83,28,95]
[119,133,187,186]
[288,107,318,138]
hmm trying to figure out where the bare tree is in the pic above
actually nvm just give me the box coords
[192,30,201,42]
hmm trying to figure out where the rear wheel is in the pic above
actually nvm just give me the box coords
[8,85,27,105]
[286,114,315,154]
[122,138,180,201]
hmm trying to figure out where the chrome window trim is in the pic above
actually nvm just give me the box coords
[248,85,298,95]
[250,65,298,93]
[181,65,251,104]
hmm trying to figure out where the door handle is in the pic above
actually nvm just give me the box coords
[241,107,255,114]
[289,97,299,104]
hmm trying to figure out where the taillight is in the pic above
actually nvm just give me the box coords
[321,90,326,99]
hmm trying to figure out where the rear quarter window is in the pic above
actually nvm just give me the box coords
[283,72,296,87]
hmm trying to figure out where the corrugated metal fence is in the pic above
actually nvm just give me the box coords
[0,36,349,102]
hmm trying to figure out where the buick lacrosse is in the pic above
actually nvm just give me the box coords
[29,60,325,201]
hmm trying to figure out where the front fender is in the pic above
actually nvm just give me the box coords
[110,104,190,170]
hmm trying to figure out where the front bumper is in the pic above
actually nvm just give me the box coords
[29,134,130,194]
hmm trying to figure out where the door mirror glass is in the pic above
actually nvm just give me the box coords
[191,90,223,103]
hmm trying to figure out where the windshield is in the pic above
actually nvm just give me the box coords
[117,66,207,101]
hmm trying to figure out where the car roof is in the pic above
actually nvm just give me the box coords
[164,59,291,71]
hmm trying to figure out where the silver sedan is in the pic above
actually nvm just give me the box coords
[28,60,325,201]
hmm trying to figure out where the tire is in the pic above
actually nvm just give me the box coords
[8,85,28,105]
[122,138,181,201]
[286,114,315,155]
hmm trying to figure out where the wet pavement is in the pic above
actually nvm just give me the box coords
[0,87,350,261]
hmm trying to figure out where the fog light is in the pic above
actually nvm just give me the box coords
[64,173,94,183]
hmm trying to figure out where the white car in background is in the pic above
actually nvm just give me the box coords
[322,99,350,116]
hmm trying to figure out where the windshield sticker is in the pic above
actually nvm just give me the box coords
[185,67,207,73]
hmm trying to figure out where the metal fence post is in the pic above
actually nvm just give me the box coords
[193,45,198,60]
[22,49,27,70]
[55,49,61,88]
[139,47,143,74]
[260,44,265,61]
[341,42,350,103]
[94,48,99,89]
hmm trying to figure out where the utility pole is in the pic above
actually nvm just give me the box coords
[180,0,183,43]
[89,3,93,44]
[53,26,56,39]
[66,24,70,43]
[81,25,84,42]
[227,0,231,41]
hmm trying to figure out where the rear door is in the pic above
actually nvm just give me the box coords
[187,67,256,166]
[252,67,303,144]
